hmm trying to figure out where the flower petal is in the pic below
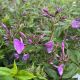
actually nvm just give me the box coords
[61,41,65,54]
[57,64,64,76]
[28,38,33,44]
[13,39,24,54]
[14,53,19,59]
[22,54,29,61]
[71,18,80,29]
[45,41,54,53]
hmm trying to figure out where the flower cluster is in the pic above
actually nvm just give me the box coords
[13,38,29,61]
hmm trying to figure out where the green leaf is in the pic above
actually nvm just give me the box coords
[44,67,59,80]
[2,14,11,26]
[0,76,14,80]
[75,51,80,63]
[54,27,63,38]
[36,66,47,80]
[67,50,77,63]
[11,60,18,76]
[0,67,11,76]
[16,70,36,80]
[16,0,20,5]
[63,63,78,78]
[67,50,80,65]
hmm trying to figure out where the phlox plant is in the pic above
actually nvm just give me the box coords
[0,0,80,80]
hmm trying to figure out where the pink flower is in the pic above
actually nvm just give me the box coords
[57,64,64,76]
[13,38,25,54]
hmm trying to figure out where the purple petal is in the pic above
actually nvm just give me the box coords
[56,7,62,13]
[1,23,7,29]
[46,46,53,53]
[1,23,10,34]
[14,53,19,59]
[13,39,25,54]
[40,34,45,39]
[22,54,29,61]
[71,19,80,29]
[61,41,65,54]
[55,7,62,15]
[28,38,33,44]
[57,64,64,76]
[19,32,26,38]
[42,8,49,16]
[45,41,54,53]
[62,41,65,48]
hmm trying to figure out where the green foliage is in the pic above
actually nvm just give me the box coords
[16,70,36,80]
[11,61,18,76]
[26,64,47,80]
[63,63,77,78]
[0,61,36,80]
[0,0,80,80]
[67,50,80,66]
[45,66,59,80]
[0,67,11,76]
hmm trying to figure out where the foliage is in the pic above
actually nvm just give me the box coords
[0,0,80,80]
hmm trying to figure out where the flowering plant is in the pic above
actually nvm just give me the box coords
[0,0,80,80]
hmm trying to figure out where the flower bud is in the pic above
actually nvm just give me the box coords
[22,54,29,61]
[44,41,54,53]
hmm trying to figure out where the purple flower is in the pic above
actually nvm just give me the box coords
[42,8,54,17]
[13,38,25,54]
[1,23,7,29]
[57,64,64,76]
[14,53,19,59]
[40,34,45,39]
[60,16,67,21]
[1,23,10,35]
[28,38,33,44]
[61,41,65,54]
[55,7,62,15]
[19,32,26,38]
[71,18,80,29]
[22,54,29,61]
[44,41,54,53]
[42,8,49,16]
[56,7,62,12]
